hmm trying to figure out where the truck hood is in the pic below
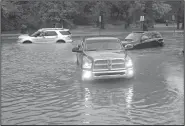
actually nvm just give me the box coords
[84,50,126,60]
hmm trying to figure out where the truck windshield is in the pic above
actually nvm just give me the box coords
[85,39,123,51]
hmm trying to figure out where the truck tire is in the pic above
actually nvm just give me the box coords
[56,40,65,43]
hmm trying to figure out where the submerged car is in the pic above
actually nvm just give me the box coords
[17,28,73,43]
[122,31,164,50]
[72,37,134,81]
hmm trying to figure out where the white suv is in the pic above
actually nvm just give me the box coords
[17,28,73,43]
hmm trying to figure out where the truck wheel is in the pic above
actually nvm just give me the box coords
[56,40,65,43]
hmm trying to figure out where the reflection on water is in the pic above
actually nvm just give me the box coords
[2,37,184,125]
[83,88,91,124]
[125,87,133,109]
[82,80,133,124]
[82,82,134,124]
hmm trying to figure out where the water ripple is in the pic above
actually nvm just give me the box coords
[2,39,184,125]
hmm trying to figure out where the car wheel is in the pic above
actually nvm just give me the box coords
[56,40,65,43]
[158,41,164,47]
[23,41,32,44]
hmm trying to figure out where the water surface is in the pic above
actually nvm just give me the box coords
[1,35,184,125]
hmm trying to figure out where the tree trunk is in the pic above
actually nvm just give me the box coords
[177,21,180,29]
[182,21,184,29]
[100,13,104,29]
[116,11,120,19]
[177,8,181,30]
[125,12,130,29]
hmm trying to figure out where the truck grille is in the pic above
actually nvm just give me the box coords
[93,59,125,71]
[94,72,125,76]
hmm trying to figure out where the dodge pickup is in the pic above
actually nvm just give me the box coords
[72,37,134,81]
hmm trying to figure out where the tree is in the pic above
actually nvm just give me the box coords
[152,1,172,20]
[166,1,184,29]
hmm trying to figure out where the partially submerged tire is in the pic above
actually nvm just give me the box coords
[56,40,65,43]
[158,42,164,47]
[23,41,32,44]
[157,39,164,47]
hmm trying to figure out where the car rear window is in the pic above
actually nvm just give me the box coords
[125,33,142,41]
[59,31,71,35]
[144,32,162,39]
[153,33,162,38]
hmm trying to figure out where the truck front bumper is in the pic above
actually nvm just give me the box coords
[81,68,134,81]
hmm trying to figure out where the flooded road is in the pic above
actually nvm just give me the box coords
[1,35,184,125]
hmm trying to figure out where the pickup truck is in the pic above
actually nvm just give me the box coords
[72,37,134,81]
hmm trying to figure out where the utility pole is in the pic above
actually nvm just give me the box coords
[100,10,104,29]
[172,14,175,34]
[99,15,101,36]
[99,0,104,29]
[140,16,144,31]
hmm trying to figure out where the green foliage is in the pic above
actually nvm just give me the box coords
[152,1,172,20]
[1,0,182,31]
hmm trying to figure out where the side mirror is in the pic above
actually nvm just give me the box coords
[125,44,133,50]
[72,47,82,53]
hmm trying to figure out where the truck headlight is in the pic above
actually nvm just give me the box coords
[83,57,92,69]
[125,58,133,68]
[82,70,92,80]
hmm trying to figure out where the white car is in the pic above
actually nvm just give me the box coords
[17,28,73,43]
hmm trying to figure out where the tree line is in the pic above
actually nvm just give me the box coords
[1,0,184,31]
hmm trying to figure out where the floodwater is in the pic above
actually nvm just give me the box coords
[1,35,184,125]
